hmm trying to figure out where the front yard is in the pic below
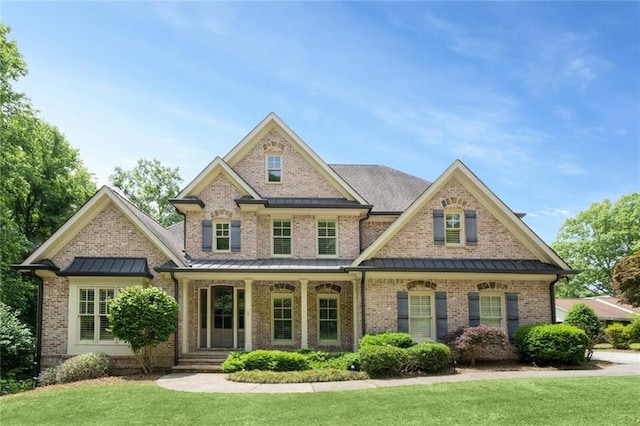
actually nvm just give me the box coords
[1,376,639,425]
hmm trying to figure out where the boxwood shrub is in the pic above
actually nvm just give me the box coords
[358,344,410,376]
[222,350,310,372]
[359,332,415,348]
[54,352,110,384]
[405,343,451,373]
[514,324,588,366]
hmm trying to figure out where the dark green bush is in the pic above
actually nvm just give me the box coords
[406,343,450,373]
[0,378,35,395]
[605,323,629,349]
[55,353,110,383]
[563,303,603,360]
[624,316,640,343]
[358,345,409,376]
[514,324,588,366]
[223,350,310,372]
[0,302,35,378]
[359,332,415,348]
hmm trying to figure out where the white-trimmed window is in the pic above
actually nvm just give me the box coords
[78,287,116,343]
[272,219,292,256]
[445,211,462,245]
[214,221,230,252]
[272,294,293,344]
[409,293,433,342]
[318,295,339,344]
[480,294,503,327]
[317,219,337,257]
[267,155,282,183]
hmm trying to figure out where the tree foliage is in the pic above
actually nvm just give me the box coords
[0,302,35,378]
[109,159,183,227]
[612,251,640,307]
[562,302,602,361]
[552,193,640,297]
[107,286,178,373]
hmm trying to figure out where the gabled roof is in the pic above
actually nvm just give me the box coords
[353,160,572,270]
[176,157,261,199]
[330,164,431,213]
[556,297,640,322]
[223,113,368,204]
[19,186,186,268]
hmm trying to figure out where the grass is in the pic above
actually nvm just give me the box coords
[1,376,639,425]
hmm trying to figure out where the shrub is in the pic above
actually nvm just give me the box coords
[624,316,640,343]
[605,323,629,349]
[0,302,35,378]
[514,324,588,366]
[405,343,450,373]
[0,378,35,396]
[223,350,310,372]
[107,286,178,373]
[36,367,58,387]
[55,353,110,384]
[563,303,603,361]
[358,345,409,377]
[227,369,369,384]
[359,332,415,348]
[447,325,507,366]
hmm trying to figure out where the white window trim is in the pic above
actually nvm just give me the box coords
[408,292,435,343]
[317,294,340,345]
[214,221,231,252]
[444,209,464,246]
[67,277,145,356]
[271,293,294,345]
[271,218,293,257]
[479,293,505,330]
[316,218,338,258]
[266,154,283,184]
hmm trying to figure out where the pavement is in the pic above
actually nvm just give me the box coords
[156,350,640,394]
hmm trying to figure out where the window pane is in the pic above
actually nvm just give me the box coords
[80,316,94,340]
[320,321,338,340]
[99,316,113,340]
[409,318,432,341]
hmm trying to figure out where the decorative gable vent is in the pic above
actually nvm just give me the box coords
[263,138,285,153]
[441,197,467,208]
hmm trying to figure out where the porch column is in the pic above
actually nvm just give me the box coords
[181,279,189,354]
[300,279,308,349]
[352,278,359,352]
[244,280,253,351]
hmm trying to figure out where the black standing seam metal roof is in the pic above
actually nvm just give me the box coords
[234,197,371,209]
[58,257,153,278]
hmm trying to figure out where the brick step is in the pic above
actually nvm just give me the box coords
[172,364,224,374]
[178,358,227,365]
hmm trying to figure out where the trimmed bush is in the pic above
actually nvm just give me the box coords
[222,350,310,372]
[563,303,603,361]
[358,345,409,377]
[605,323,629,349]
[514,324,588,366]
[405,343,450,373]
[55,353,110,384]
[624,316,640,343]
[227,369,369,384]
[359,332,415,348]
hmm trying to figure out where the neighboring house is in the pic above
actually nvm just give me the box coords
[16,113,576,371]
[556,297,640,326]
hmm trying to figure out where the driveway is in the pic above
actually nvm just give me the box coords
[592,350,640,365]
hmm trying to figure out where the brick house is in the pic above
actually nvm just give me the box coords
[17,113,575,371]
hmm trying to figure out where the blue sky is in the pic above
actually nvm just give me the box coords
[3,1,639,244]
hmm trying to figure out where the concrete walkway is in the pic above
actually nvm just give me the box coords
[156,350,640,394]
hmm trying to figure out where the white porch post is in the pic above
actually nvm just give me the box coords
[352,278,359,352]
[181,279,189,354]
[244,280,253,351]
[300,279,308,349]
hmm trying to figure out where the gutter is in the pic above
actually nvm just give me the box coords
[358,208,372,254]
[170,272,179,366]
[28,269,44,376]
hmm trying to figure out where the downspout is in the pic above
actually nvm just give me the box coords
[170,272,179,366]
[360,270,366,337]
[358,209,372,254]
[549,274,561,324]
[28,270,44,376]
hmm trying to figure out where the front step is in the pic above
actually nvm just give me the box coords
[172,350,233,374]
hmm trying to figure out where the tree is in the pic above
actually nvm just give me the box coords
[0,302,35,378]
[562,303,602,361]
[552,193,640,297]
[107,286,178,373]
[109,159,183,227]
[612,251,640,307]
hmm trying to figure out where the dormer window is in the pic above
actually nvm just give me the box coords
[267,155,282,183]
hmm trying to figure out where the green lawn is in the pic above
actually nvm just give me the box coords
[2,376,639,425]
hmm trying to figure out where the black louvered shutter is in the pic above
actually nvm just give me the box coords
[433,210,445,245]
[465,210,477,245]
[435,291,448,340]
[468,292,480,326]
[230,220,241,252]
[397,291,409,333]
[506,293,519,339]
[202,220,212,252]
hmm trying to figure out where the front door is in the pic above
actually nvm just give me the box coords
[212,286,233,348]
